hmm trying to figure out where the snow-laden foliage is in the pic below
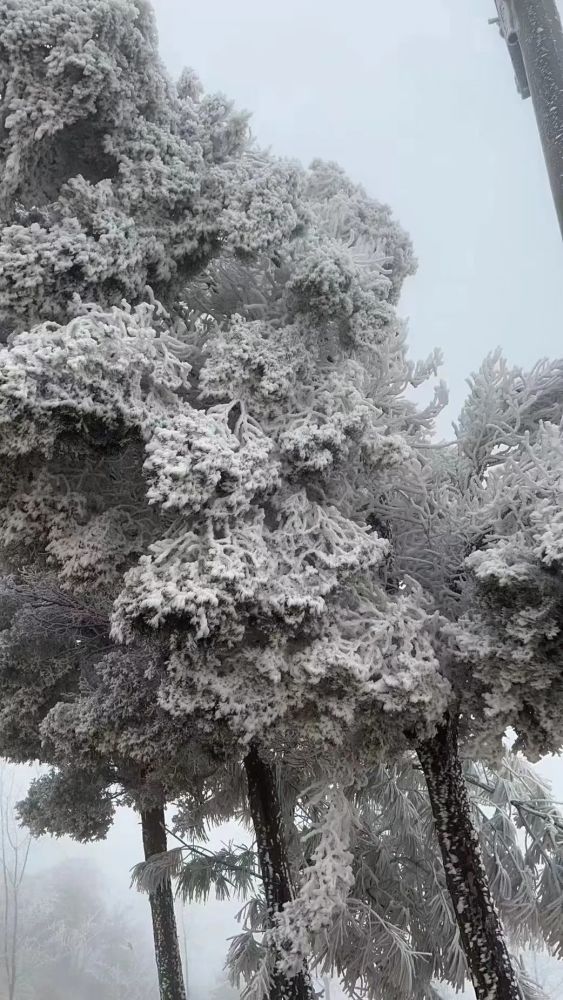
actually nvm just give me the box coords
[303,159,416,306]
[0,578,219,828]
[17,767,116,842]
[363,350,563,606]
[115,159,451,750]
[132,839,259,904]
[0,150,451,764]
[337,753,562,999]
[0,0,304,333]
[272,786,356,978]
[144,750,560,1000]
[455,352,563,478]
[454,419,563,757]
[383,351,563,759]
[357,348,563,760]
[2,4,551,994]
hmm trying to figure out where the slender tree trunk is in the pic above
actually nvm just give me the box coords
[141,806,187,1000]
[417,715,523,1000]
[244,744,315,1000]
[0,768,31,1000]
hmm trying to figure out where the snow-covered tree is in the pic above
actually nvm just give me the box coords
[360,350,563,1000]
[381,350,563,762]
[332,753,558,1000]
[0,764,32,1000]
[0,0,304,333]
[137,747,562,1000]
[0,1,304,998]
[0,3,539,999]
[0,130,443,1000]
[3,857,159,1000]
[452,365,563,758]
[419,357,563,1000]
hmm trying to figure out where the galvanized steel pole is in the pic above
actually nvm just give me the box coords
[494,0,563,239]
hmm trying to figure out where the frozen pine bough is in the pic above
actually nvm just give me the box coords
[0,152,448,1000]
[2,2,563,999]
[0,3,303,999]
[134,744,563,1000]
[0,0,305,333]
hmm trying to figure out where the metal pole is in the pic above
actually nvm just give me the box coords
[514,0,563,237]
[495,0,563,238]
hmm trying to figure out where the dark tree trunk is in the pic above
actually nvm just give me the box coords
[141,806,187,1000]
[417,715,522,1000]
[244,744,315,1000]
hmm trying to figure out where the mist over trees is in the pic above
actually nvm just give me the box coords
[0,764,158,1000]
[8,860,159,1000]
[2,2,563,1000]
[0,845,159,1000]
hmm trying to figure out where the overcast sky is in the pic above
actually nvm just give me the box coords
[21,2,563,995]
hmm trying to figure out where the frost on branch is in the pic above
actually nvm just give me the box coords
[17,767,115,842]
[304,160,416,304]
[454,421,563,756]
[0,32,454,883]
[272,786,356,979]
[455,352,563,477]
[114,496,386,642]
[143,405,279,515]
[0,303,190,599]
[156,582,450,747]
[0,302,188,458]
[199,317,311,413]
[0,0,305,331]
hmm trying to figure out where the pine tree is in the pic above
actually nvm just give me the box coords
[0,0,303,331]
[0,2,303,998]
[439,358,563,995]
[139,747,559,1000]
[367,351,563,1000]
[0,4,541,999]
[162,162,537,1000]
[451,355,563,759]
[0,148,442,998]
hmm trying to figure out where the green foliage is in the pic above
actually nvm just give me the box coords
[17,768,116,843]
[131,841,260,904]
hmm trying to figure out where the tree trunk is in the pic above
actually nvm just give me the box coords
[417,715,522,1000]
[141,806,187,1000]
[244,744,314,1000]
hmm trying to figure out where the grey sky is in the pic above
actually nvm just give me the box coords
[16,3,563,995]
